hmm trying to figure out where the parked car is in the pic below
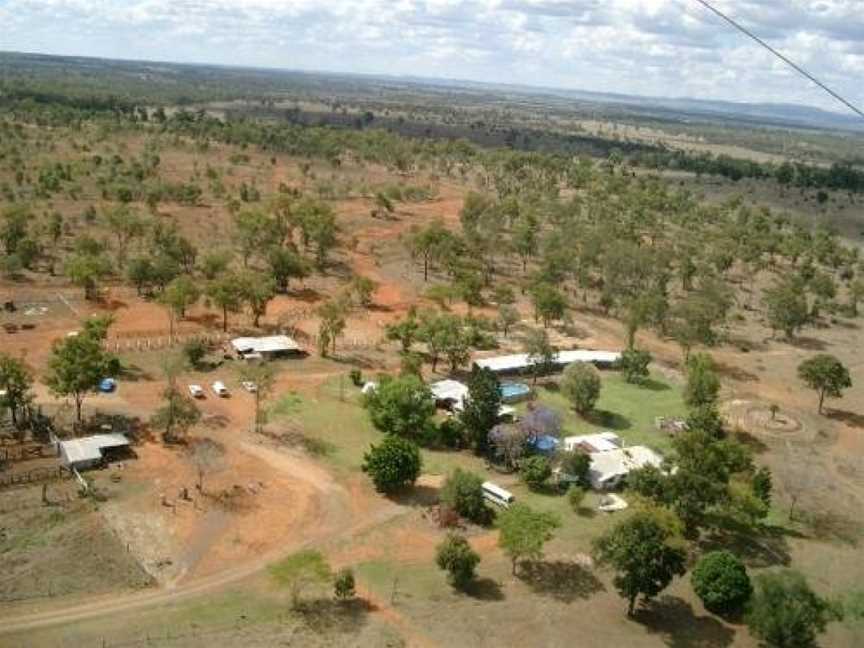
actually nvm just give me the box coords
[240,381,257,393]
[212,381,229,397]
[188,384,205,399]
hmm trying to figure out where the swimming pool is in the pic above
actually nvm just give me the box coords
[500,382,531,403]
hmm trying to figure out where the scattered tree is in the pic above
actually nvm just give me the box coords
[797,354,852,414]
[561,362,602,415]
[363,375,435,439]
[746,570,839,648]
[44,322,119,423]
[269,550,332,609]
[594,508,688,616]
[436,533,481,589]
[460,367,501,452]
[497,503,560,575]
[684,353,721,409]
[440,468,489,524]
[0,353,34,428]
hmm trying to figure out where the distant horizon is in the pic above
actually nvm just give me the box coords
[2,47,857,123]
[2,1,862,117]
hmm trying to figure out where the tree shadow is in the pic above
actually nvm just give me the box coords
[699,520,794,568]
[826,409,864,430]
[290,287,322,303]
[329,354,378,370]
[639,378,671,392]
[788,336,829,351]
[388,484,439,507]
[713,362,759,383]
[731,429,769,454]
[799,509,862,547]
[462,577,505,601]
[587,410,632,431]
[117,363,153,382]
[634,595,736,648]
[295,598,373,635]
[517,560,605,603]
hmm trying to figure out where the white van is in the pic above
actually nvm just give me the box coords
[211,381,229,397]
[481,481,515,509]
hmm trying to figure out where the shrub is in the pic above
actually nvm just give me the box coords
[363,375,435,440]
[333,568,356,600]
[520,455,552,491]
[746,570,839,647]
[361,435,422,493]
[617,348,652,384]
[440,468,490,524]
[559,451,591,488]
[183,339,207,368]
[561,362,601,415]
[567,486,586,512]
[349,368,363,387]
[436,533,481,589]
[691,550,752,615]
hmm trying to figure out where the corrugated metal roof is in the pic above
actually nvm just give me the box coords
[231,335,300,354]
[60,434,129,465]
[430,379,469,402]
[474,349,621,373]
[563,432,622,453]
[588,446,663,488]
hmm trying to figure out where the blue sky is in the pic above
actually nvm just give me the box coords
[1,1,863,113]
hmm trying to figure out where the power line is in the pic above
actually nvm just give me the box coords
[690,0,864,119]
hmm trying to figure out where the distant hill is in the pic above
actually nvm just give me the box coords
[2,49,862,133]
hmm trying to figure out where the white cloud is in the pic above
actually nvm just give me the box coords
[2,0,862,113]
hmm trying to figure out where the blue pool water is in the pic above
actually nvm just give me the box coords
[500,382,531,402]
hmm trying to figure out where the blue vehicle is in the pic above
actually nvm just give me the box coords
[99,378,117,393]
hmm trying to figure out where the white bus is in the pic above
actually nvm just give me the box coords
[482,481,515,509]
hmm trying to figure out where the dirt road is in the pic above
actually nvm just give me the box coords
[0,449,404,639]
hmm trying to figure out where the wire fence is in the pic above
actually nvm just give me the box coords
[0,465,72,491]
[7,616,287,648]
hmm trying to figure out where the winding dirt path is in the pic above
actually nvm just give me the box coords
[0,449,404,638]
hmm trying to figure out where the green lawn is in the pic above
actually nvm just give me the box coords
[521,371,686,455]
[268,378,493,478]
[269,371,685,480]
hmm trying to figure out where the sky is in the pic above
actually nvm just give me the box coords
[1,0,863,114]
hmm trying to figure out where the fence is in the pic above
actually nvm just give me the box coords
[0,444,55,465]
[10,616,277,647]
[106,331,230,353]
[0,465,72,491]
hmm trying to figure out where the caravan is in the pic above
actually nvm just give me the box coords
[482,481,515,508]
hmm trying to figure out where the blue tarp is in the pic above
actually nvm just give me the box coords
[530,435,559,453]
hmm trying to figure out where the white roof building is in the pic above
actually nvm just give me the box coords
[562,432,622,454]
[59,434,130,469]
[430,379,517,420]
[231,335,301,359]
[588,446,664,490]
[474,350,621,374]
[430,379,470,407]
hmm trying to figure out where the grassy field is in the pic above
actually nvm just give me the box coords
[519,371,686,455]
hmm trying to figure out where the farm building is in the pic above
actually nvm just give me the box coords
[429,379,517,420]
[587,446,664,490]
[474,349,621,374]
[230,335,302,360]
[58,434,131,471]
[429,379,470,411]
